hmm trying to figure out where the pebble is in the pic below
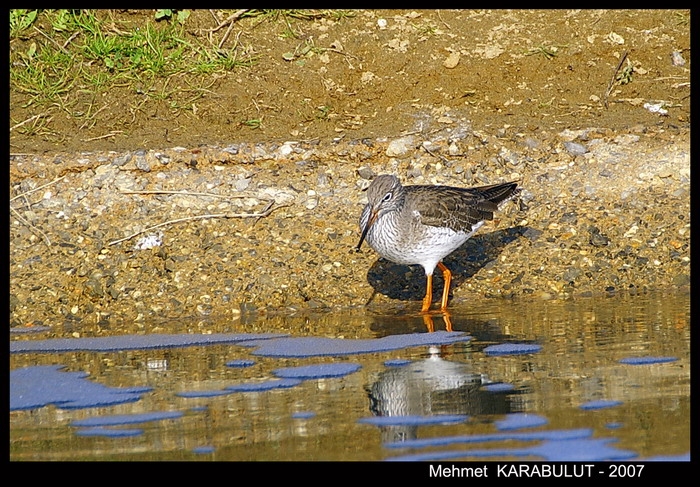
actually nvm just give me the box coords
[134,151,151,172]
[671,50,686,66]
[277,142,296,158]
[588,227,610,247]
[235,177,251,191]
[83,279,103,299]
[563,141,588,156]
[499,147,520,165]
[522,137,540,149]
[305,190,319,210]
[385,136,416,158]
[443,51,461,69]
[112,153,131,167]
[155,152,170,165]
[614,134,640,145]
[356,166,375,180]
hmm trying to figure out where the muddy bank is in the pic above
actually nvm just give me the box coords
[10,122,690,331]
[10,10,690,332]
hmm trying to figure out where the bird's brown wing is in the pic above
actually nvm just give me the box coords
[408,182,519,233]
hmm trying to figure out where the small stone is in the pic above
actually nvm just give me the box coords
[386,136,416,158]
[235,178,251,191]
[196,304,213,316]
[112,153,132,167]
[673,274,690,286]
[671,51,686,66]
[643,103,668,116]
[305,190,319,210]
[134,152,151,172]
[562,267,581,282]
[623,225,639,238]
[83,279,104,299]
[357,166,375,180]
[499,147,520,165]
[443,51,461,69]
[563,141,587,156]
[277,142,296,158]
[614,134,640,145]
[523,137,540,149]
[154,152,170,165]
[589,231,610,248]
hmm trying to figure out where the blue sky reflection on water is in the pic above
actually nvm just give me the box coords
[10,293,690,461]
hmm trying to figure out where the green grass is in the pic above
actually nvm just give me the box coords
[9,9,351,133]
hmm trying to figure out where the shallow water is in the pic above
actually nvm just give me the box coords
[10,292,689,461]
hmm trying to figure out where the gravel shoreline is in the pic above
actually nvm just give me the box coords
[10,121,690,329]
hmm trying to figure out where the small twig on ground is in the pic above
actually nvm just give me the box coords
[206,9,250,33]
[119,189,263,199]
[604,50,628,109]
[107,202,289,247]
[33,25,69,53]
[79,101,114,131]
[62,30,80,50]
[82,131,124,142]
[252,199,275,227]
[10,175,66,202]
[436,11,451,29]
[323,47,360,60]
[10,112,49,132]
[421,144,451,164]
[10,207,51,247]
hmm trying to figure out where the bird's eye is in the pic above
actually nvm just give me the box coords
[382,192,392,202]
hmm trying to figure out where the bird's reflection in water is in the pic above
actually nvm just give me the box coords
[422,312,452,332]
[366,346,517,444]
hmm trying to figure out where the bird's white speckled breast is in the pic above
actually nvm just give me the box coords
[365,209,481,273]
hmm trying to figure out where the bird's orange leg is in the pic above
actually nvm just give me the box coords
[421,273,433,313]
[438,262,452,311]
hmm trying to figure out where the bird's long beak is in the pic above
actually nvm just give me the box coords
[355,208,378,252]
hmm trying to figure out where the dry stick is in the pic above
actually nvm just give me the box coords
[33,25,69,53]
[107,201,286,247]
[10,112,49,132]
[436,11,451,29]
[652,76,687,81]
[422,144,451,164]
[119,189,262,199]
[208,9,250,33]
[79,102,113,131]
[603,50,628,109]
[218,16,236,49]
[10,175,66,202]
[10,175,67,246]
[82,131,124,142]
[324,47,360,61]
[207,9,220,24]
[10,207,51,247]
[62,30,80,49]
